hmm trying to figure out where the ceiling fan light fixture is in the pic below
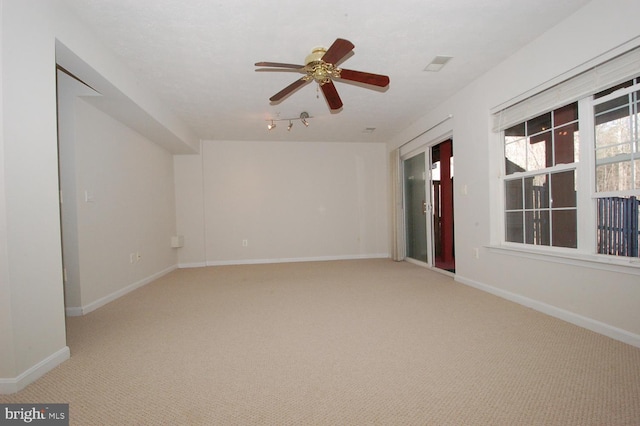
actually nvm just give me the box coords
[305,47,327,66]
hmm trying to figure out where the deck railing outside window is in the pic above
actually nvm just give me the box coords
[597,196,639,257]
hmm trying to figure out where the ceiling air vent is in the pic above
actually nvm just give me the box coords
[424,56,453,72]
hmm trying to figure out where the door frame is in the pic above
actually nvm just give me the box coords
[401,135,455,274]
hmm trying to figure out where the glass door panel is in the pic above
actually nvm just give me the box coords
[404,153,428,263]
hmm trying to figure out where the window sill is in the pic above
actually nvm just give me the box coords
[487,244,640,276]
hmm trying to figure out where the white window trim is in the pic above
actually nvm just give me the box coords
[487,243,640,276]
[577,97,596,254]
[492,42,640,131]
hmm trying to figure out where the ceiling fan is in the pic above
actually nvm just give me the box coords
[255,38,390,111]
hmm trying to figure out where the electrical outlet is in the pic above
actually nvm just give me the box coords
[242,239,248,247]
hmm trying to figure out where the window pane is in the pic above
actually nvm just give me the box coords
[524,174,549,209]
[551,171,576,208]
[555,122,579,164]
[594,92,633,195]
[596,161,633,192]
[505,139,526,174]
[595,143,632,160]
[594,79,634,99]
[505,212,523,243]
[595,97,629,118]
[636,159,640,190]
[595,109,631,147]
[505,122,525,138]
[527,131,552,170]
[527,112,552,135]
[552,210,577,248]
[505,179,523,210]
[525,210,550,245]
[554,102,578,126]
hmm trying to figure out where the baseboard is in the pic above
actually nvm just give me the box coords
[206,254,390,267]
[0,346,70,394]
[65,306,83,316]
[65,264,177,316]
[178,261,208,269]
[455,275,640,349]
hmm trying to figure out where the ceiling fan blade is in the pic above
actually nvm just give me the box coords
[321,38,355,65]
[269,77,311,102]
[338,69,390,87]
[255,62,305,70]
[321,81,343,110]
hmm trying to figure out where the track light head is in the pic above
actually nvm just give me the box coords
[300,111,310,127]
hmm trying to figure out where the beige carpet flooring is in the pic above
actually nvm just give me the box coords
[2,259,639,425]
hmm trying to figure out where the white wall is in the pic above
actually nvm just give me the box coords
[75,99,179,307]
[0,0,195,392]
[175,140,389,266]
[1,0,69,390]
[57,71,98,310]
[173,146,207,267]
[390,0,640,344]
[59,86,179,313]
[0,0,16,380]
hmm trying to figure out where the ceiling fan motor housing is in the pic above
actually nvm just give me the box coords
[304,47,341,85]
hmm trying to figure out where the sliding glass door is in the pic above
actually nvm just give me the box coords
[403,140,455,272]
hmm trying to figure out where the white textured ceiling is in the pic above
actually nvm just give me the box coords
[63,0,591,143]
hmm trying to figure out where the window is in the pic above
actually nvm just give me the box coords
[500,74,640,259]
[503,103,579,248]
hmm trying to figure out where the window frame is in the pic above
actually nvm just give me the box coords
[495,85,640,273]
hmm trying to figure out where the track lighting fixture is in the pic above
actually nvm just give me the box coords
[265,112,312,131]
